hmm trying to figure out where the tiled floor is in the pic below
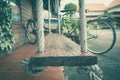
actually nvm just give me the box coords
[0,44,64,80]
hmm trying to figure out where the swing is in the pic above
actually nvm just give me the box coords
[21,33,97,76]
[21,0,103,80]
[31,33,97,66]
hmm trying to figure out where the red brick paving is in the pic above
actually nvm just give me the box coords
[0,44,64,80]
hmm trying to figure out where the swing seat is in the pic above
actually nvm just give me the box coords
[31,33,97,66]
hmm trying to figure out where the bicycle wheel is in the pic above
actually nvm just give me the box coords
[27,19,38,44]
[87,19,116,54]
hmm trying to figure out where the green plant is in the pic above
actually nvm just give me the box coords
[0,0,14,54]
[64,3,77,17]
[62,3,78,37]
[62,19,80,37]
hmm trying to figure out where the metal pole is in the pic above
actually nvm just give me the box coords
[57,0,61,34]
[78,0,87,52]
[48,0,51,33]
[36,0,45,53]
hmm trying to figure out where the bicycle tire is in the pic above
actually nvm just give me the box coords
[87,19,116,54]
[26,19,38,44]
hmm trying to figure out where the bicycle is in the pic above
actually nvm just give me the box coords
[26,18,38,44]
[26,18,49,44]
[61,17,116,54]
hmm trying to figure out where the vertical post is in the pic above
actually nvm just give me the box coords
[36,0,45,53]
[48,0,51,33]
[57,0,61,34]
[78,0,87,52]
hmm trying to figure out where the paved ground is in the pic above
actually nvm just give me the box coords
[97,29,120,80]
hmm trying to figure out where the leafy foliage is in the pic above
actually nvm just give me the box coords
[0,0,14,54]
[62,3,78,36]
[64,3,77,17]
[62,3,79,43]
